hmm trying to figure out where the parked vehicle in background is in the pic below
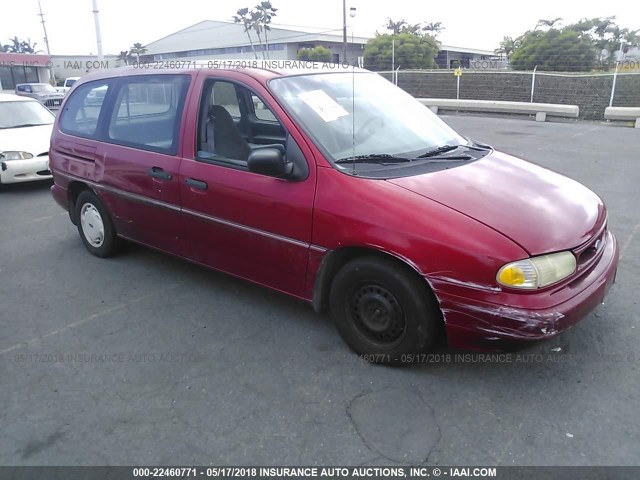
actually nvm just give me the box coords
[85,85,108,105]
[49,67,618,364]
[0,94,54,186]
[56,77,81,95]
[15,83,65,110]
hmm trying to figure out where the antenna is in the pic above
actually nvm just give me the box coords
[350,7,357,175]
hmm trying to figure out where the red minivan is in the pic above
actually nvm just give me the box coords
[49,66,618,364]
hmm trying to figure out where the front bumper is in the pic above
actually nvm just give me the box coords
[437,230,619,351]
[0,157,52,184]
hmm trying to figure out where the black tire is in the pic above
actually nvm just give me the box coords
[329,256,441,365]
[75,190,121,258]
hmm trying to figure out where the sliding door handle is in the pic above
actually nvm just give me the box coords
[148,167,172,181]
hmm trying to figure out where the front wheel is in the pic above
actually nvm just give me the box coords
[329,256,441,365]
[75,190,121,258]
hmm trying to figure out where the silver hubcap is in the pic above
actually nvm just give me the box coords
[80,203,105,247]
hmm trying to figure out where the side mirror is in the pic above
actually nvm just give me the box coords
[247,148,293,178]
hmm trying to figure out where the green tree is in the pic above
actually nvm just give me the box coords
[510,28,597,72]
[384,18,443,37]
[364,33,439,71]
[621,29,640,54]
[296,46,332,62]
[564,17,637,68]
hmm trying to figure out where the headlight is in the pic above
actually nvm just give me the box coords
[497,251,577,289]
[1,151,34,160]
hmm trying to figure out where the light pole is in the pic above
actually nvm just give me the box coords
[348,6,357,65]
[92,0,104,62]
[342,0,347,64]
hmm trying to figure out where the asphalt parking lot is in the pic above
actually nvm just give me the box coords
[1,115,638,467]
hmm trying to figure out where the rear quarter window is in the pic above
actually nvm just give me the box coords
[107,75,191,155]
[59,81,111,138]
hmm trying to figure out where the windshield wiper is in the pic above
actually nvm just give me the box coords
[464,137,493,150]
[416,145,467,158]
[335,154,411,164]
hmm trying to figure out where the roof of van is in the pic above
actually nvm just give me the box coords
[75,64,370,83]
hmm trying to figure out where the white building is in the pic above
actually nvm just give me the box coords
[143,20,368,64]
[142,20,497,69]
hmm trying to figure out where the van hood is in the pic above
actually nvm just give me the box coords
[388,150,606,255]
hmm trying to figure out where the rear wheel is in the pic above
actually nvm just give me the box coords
[75,190,121,257]
[329,256,441,365]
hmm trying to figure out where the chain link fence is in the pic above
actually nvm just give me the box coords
[379,70,640,120]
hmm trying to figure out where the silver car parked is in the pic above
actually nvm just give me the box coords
[15,83,65,111]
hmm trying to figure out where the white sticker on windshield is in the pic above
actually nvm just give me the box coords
[298,89,349,122]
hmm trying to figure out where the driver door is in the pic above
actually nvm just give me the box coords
[179,77,317,297]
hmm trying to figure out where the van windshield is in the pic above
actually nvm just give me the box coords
[269,72,469,172]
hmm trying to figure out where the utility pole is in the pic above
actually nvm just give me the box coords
[92,0,104,61]
[37,0,52,55]
[342,0,347,64]
[37,0,56,84]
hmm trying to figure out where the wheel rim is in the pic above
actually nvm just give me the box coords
[80,203,105,248]
[350,284,406,347]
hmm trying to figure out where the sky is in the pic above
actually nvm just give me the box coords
[1,0,638,56]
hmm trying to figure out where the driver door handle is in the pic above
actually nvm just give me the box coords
[185,178,208,191]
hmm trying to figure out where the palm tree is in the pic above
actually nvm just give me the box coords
[255,1,277,59]
[535,18,563,30]
[422,22,444,36]
[385,18,407,35]
[5,36,41,53]
[495,36,517,59]
[250,10,265,59]
[118,50,133,65]
[129,43,148,63]
[234,8,258,59]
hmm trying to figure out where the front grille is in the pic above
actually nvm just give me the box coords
[573,224,607,274]
[44,98,62,107]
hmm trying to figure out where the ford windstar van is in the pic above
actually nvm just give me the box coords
[49,66,618,364]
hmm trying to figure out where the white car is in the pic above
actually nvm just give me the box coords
[0,94,55,186]
[56,76,81,95]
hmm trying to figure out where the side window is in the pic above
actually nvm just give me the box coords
[197,80,286,167]
[16,85,25,92]
[107,75,190,154]
[59,81,111,138]
[212,82,240,118]
[195,80,309,179]
[251,94,278,122]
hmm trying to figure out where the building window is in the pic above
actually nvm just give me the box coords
[0,65,42,90]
